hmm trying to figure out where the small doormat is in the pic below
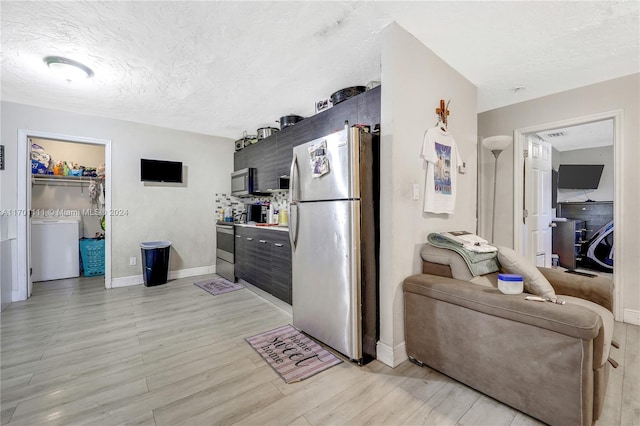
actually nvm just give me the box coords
[194,277,243,296]
[246,324,343,383]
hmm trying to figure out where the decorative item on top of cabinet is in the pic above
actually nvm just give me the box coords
[233,85,381,195]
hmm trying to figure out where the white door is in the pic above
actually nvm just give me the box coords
[525,137,553,267]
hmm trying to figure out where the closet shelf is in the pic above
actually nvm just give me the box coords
[32,174,103,186]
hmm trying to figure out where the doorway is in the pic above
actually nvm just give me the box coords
[514,110,623,321]
[16,130,112,301]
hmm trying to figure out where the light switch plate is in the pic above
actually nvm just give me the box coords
[458,162,466,174]
[129,257,137,266]
[412,183,420,200]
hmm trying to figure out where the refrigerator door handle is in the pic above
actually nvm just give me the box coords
[289,153,299,205]
[289,202,298,250]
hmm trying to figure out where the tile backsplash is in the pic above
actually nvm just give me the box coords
[214,190,289,220]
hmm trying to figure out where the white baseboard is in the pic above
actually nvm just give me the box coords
[169,265,215,280]
[376,340,407,368]
[111,274,143,288]
[111,265,216,288]
[623,309,640,326]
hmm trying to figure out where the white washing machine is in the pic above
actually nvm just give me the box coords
[31,212,83,282]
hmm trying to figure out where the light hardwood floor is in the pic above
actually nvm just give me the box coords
[1,275,638,425]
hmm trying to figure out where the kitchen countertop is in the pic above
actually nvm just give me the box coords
[216,221,288,232]
[236,223,289,232]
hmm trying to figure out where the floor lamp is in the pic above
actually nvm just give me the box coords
[482,135,513,243]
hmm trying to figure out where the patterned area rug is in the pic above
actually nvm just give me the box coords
[246,324,343,383]
[194,277,243,295]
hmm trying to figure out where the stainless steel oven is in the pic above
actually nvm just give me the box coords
[216,223,235,281]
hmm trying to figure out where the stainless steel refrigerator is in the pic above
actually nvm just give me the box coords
[289,126,378,363]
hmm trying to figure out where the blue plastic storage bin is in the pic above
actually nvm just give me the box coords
[80,238,105,276]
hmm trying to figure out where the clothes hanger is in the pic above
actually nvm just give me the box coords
[435,99,450,131]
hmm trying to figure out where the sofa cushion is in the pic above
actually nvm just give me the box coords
[421,244,473,281]
[561,295,614,368]
[470,272,498,289]
[497,246,556,299]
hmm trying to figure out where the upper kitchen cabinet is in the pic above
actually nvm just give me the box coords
[234,85,381,192]
[251,137,279,192]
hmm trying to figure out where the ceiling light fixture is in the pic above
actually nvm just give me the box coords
[43,56,94,82]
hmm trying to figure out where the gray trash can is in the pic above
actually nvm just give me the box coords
[140,241,172,286]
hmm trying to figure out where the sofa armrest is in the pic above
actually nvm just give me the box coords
[538,267,614,313]
[404,274,602,341]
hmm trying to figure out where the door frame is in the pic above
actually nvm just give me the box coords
[16,129,112,300]
[513,109,623,321]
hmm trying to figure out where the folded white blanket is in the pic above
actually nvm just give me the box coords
[440,231,498,253]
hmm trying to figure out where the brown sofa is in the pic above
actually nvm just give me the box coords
[403,245,615,426]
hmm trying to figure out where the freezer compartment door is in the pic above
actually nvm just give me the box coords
[291,200,362,360]
[291,128,359,202]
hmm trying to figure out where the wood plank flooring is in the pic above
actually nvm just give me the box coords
[1,275,638,425]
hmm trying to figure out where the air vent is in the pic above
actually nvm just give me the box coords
[546,132,566,138]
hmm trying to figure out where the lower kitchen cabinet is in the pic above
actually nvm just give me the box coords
[234,227,256,284]
[269,232,292,304]
[235,226,292,305]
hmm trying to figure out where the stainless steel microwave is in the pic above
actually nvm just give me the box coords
[231,168,255,196]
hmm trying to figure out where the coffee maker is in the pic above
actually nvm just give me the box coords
[246,204,267,223]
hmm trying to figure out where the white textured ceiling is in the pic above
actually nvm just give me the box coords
[537,119,613,152]
[2,1,638,139]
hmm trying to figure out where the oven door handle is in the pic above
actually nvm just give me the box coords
[217,227,234,235]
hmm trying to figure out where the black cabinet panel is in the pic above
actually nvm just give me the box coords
[253,234,272,293]
[357,86,381,126]
[270,232,292,304]
[234,226,292,305]
[250,138,278,192]
[275,130,294,181]
[234,86,381,178]
[234,146,249,171]
[557,202,613,241]
[235,227,258,284]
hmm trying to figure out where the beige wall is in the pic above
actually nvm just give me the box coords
[478,73,640,323]
[1,101,234,302]
[378,23,478,366]
[33,137,105,169]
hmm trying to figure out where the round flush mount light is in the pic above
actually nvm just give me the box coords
[43,56,94,81]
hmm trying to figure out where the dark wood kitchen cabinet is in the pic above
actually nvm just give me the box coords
[234,226,256,284]
[234,86,381,189]
[252,138,279,192]
[234,226,291,305]
[269,231,292,304]
[233,137,279,192]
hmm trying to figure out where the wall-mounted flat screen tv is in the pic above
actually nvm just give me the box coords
[140,158,183,183]
[557,164,604,189]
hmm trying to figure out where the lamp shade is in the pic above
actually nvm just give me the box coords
[482,135,513,151]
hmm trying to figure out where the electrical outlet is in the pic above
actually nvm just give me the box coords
[129,257,137,266]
